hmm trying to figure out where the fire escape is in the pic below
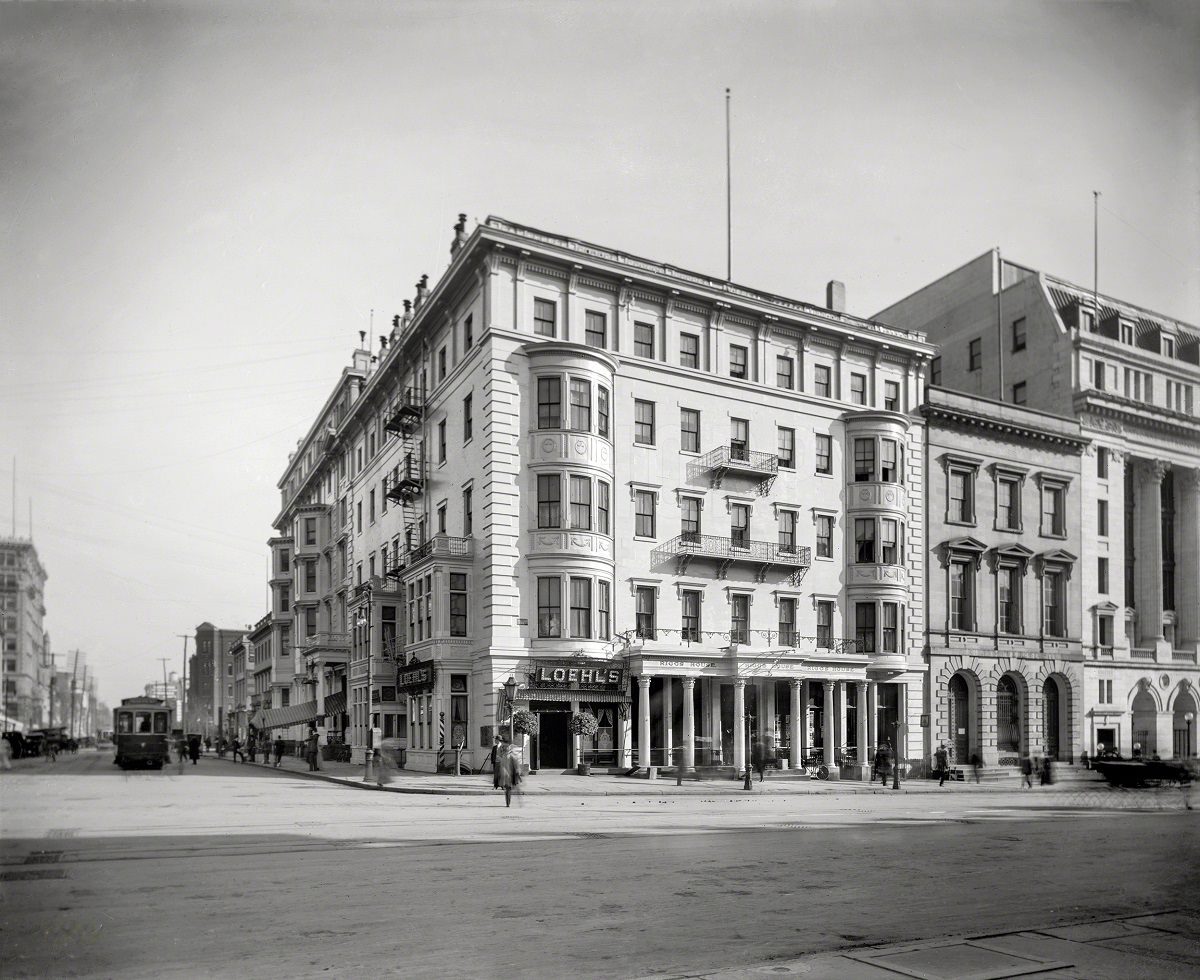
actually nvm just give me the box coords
[384,384,426,583]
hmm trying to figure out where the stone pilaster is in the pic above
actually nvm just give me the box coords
[1133,460,1167,645]
[1176,468,1200,647]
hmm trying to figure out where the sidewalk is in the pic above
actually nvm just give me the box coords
[215,751,1136,799]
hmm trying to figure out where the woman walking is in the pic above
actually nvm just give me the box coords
[497,737,522,807]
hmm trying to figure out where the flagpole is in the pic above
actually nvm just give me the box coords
[1093,191,1100,322]
[725,87,732,281]
[997,247,1005,400]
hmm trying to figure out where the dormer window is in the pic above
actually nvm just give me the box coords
[1079,307,1095,333]
[1119,321,1134,345]
[1162,335,1176,358]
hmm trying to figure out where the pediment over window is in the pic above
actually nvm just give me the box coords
[944,536,987,554]
[992,543,1035,561]
[1039,548,1078,565]
[1090,600,1119,614]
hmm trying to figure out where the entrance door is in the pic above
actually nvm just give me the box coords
[996,675,1020,756]
[948,674,970,764]
[537,712,570,770]
[1042,678,1060,761]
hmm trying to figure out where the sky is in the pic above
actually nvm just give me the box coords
[2,0,1198,706]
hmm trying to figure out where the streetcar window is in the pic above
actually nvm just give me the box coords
[118,712,133,734]
[136,712,152,733]
[153,713,168,734]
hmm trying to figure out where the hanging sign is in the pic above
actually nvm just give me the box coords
[397,661,436,694]
[528,660,626,691]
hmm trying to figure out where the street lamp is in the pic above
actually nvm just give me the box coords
[892,719,901,790]
[503,675,517,742]
[1186,712,1195,759]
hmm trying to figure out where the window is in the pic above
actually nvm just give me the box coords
[463,394,472,442]
[438,346,447,383]
[949,560,975,631]
[930,357,941,386]
[948,468,974,523]
[634,322,655,358]
[815,434,832,474]
[680,333,700,369]
[1162,335,1176,358]
[634,490,656,537]
[596,481,610,535]
[597,386,609,438]
[997,477,1020,530]
[1097,556,1109,594]
[463,487,473,536]
[729,345,748,379]
[569,378,591,431]
[855,603,876,653]
[537,577,561,638]
[1012,317,1026,352]
[464,313,473,349]
[1093,359,1106,390]
[1041,485,1064,536]
[731,504,750,549]
[854,518,876,563]
[1097,499,1108,537]
[438,419,447,463]
[369,489,376,524]
[681,497,701,541]
[778,598,797,646]
[537,475,561,528]
[778,510,797,553]
[1079,307,1094,332]
[598,581,611,640]
[585,311,607,349]
[816,514,833,558]
[304,518,317,546]
[1096,446,1108,479]
[968,338,982,371]
[884,380,900,411]
[816,601,833,648]
[998,565,1018,634]
[356,501,362,533]
[635,586,656,639]
[534,298,556,337]
[881,603,899,653]
[570,578,592,638]
[1012,382,1026,405]
[777,427,795,469]
[305,607,317,638]
[680,408,700,453]
[634,400,655,445]
[681,590,701,642]
[730,594,750,644]
[776,356,794,390]
[449,573,467,637]
[881,519,899,564]
[814,364,831,398]
[1119,321,1133,344]
[730,418,749,460]
[854,438,876,482]
[304,561,316,594]
[880,439,899,483]
[570,475,592,530]
[437,503,447,534]
[1098,619,1113,651]
[1043,570,1064,637]
[850,373,867,405]
[537,377,562,429]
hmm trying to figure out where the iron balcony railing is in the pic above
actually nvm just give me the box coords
[385,455,424,502]
[385,535,474,577]
[384,387,425,434]
[656,533,810,568]
[698,443,780,477]
[301,631,350,651]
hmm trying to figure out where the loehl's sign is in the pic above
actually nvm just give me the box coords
[531,661,625,690]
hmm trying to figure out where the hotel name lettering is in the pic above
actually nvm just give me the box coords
[531,661,626,690]
[398,663,436,694]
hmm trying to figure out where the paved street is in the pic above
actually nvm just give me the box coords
[2,749,1197,979]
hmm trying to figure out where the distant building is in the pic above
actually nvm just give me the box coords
[144,671,183,722]
[879,251,1199,759]
[188,622,242,734]
[1,537,48,730]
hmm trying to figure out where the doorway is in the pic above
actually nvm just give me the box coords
[535,710,570,771]
[996,675,1021,756]
[948,673,970,764]
[1042,678,1060,761]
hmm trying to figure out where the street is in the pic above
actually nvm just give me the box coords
[1,750,1197,979]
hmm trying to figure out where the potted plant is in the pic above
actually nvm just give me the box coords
[510,708,539,738]
[570,711,599,775]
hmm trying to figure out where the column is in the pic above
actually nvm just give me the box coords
[867,680,878,753]
[856,681,870,780]
[618,705,633,767]
[822,681,837,778]
[896,681,908,773]
[789,680,802,771]
[682,677,696,771]
[663,676,674,764]
[733,679,746,774]
[637,675,651,769]
[799,680,809,763]
[1134,460,1167,645]
[570,698,580,769]
[1177,469,1200,647]
[836,682,847,759]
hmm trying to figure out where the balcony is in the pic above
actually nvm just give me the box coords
[696,444,779,495]
[391,534,474,576]
[384,455,423,503]
[1131,647,1155,661]
[653,533,811,585]
[384,388,424,435]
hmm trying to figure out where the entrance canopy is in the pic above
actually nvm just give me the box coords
[255,700,319,731]
[517,688,629,704]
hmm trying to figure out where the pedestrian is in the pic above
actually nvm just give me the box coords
[1021,754,1033,788]
[879,742,892,786]
[489,734,503,789]
[935,743,949,787]
[497,737,522,807]
[188,734,201,765]
[1079,749,1089,771]
[230,736,245,763]
[306,729,321,771]
[247,734,257,764]
[970,752,982,784]
[751,739,768,782]
[177,735,188,763]
[375,743,394,788]
[0,735,12,771]
[1041,755,1054,785]
[204,736,212,754]
[1132,742,1143,760]
[273,735,285,768]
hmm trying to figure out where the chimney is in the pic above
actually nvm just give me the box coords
[414,274,430,310]
[451,213,468,256]
[402,299,413,329]
[826,280,846,314]
[358,330,367,349]
[379,334,388,352]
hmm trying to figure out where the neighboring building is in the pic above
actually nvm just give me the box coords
[921,386,1090,768]
[1,537,48,730]
[879,250,1199,758]
[187,622,242,734]
[144,671,182,724]
[265,215,935,774]
[230,638,249,740]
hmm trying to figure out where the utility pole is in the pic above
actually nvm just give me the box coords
[46,651,56,729]
[69,651,80,740]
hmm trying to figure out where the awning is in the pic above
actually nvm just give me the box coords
[322,690,346,716]
[249,709,266,729]
[257,700,320,730]
[517,689,629,704]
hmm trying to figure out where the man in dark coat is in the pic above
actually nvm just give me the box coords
[187,734,201,764]
[935,743,950,787]
[306,729,321,771]
[273,735,285,768]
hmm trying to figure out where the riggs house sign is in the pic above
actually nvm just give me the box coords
[528,660,626,691]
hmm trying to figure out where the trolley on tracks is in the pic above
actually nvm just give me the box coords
[113,696,172,770]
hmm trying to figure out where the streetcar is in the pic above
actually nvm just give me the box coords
[113,696,172,769]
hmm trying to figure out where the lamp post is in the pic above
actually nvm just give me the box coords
[1186,712,1195,759]
[892,719,901,790]
[503,675,517,742]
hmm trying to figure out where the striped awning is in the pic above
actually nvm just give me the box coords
[257,700,320,730]
[517,689,629,704]
[322,690,347,716]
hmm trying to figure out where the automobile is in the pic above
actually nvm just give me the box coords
[1093,757,1192,788]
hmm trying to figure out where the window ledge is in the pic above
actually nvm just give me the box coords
[944,518,977,528]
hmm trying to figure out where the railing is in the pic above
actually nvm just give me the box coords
[384,388,424,433]
[407,534,473,564]
[1091,645,1115,660]
[301,631,349,651]
[655,534,810,568]
[1131,647,1155,661]
[698,444,779,476]
[1171,649,1198,663]
[620,627,860,654]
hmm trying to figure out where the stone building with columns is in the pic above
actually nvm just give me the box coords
[921,386,1089,767]
[263,215,935,776]
[879,251,1200,760]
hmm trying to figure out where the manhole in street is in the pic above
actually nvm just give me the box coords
[23,851,63,864]
[1,869,69,881]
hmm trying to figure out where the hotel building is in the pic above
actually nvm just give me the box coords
[1,537,48,730]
